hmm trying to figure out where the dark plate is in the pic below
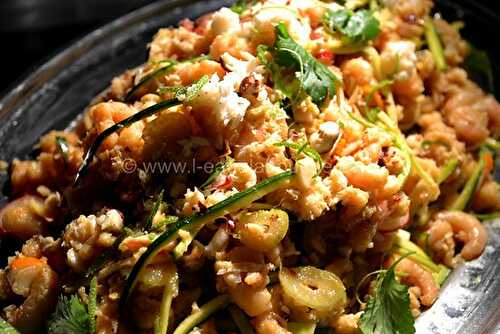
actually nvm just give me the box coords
[0,0,498,333]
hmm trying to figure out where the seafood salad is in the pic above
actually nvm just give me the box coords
[1,0,499,333]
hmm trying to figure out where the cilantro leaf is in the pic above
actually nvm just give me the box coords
[323,9,380,44]
[230,0,256,15]
[0,317,20,334]
[158,75,210,102]
[47,295,90,334]
[359,260,415,334]
[263,23,338,106]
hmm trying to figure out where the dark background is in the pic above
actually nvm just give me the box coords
[0,0,157,95]
[0,0,499,95]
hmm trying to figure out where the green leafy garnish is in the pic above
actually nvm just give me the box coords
[322,9,380,45]
[158,75,210,102]
[359,258,415,334]
[0,317,20,334]
[145,190,165,231]
[230,0,256,15]
[153,215,179,230]
[126,60,176,101]
[463,44,495,94]
[126,55,211,101]
[262,23,338,106]
[47,295,90,334]
[55,136,70,160]
[274,141,323,171]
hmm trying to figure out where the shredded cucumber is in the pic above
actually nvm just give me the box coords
[119,171,294,310]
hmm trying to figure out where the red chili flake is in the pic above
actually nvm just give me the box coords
[316,50,335,66]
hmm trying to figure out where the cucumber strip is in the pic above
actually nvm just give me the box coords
[156,266,179,334]
[172,225,203,260]
[75,98,182,185]
[119,171,294,309]
[424,18,447,71]
[173,295,231,334]
[288,322,317,334]
[228,305,255,334]
[125,61,176,101]
[88,276,98,334]
[0,317,20,334]
[145,190,165,231]
[450,149,488,211]
[436,157,459,184]
[474,212,500,221]
[393,231,450,285]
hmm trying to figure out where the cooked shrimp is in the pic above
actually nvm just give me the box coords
[253,312,290,334]
[392,257,439,307]
[340,58,376,96]
[4,256,58,333]
[435,211,487,260]
[472,181,500,212]
[426,218,455,267]
[0,194,58,240]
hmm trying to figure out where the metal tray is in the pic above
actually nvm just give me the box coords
[0,0,498,332]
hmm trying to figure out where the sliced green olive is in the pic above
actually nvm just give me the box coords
[236,209,289,251]
[279,266,346,312]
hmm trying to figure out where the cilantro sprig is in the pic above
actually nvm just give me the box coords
[47,295,90,334]
[48,279,98,334]
[322,9,380,46]
[359,258,415,334]
[259,23,338,107]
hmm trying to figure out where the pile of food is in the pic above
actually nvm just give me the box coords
[1,0,499,333]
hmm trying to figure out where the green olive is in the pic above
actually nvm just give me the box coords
[139,262,177,290]
[279,266,346,312]
[235,209,289,251]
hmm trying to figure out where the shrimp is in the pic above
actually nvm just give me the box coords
[11,131,83,194]
[435,211,487,260]
[253,312,290,334]
[340,58,375,96]
[392,257,439,307]
[174,60,226,86]
[4,256,58,333]
[0,194,58,240]
[210,34,255,60]
[426,218,455,267]
[472,181,500,212]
